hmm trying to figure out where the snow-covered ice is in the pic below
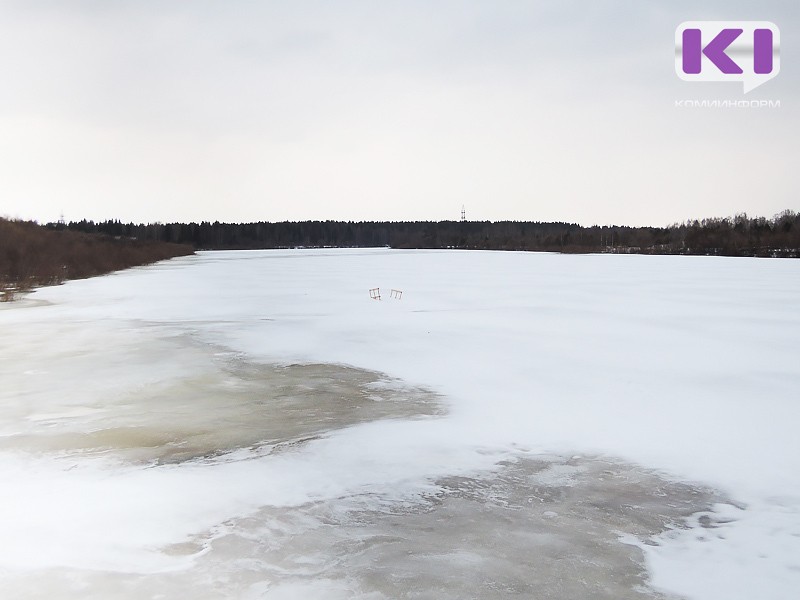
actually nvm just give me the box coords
[1,249,798,598]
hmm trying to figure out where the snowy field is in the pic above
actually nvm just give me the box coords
[1,249,798,599]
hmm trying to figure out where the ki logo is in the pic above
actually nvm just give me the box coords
[675,22,780,93]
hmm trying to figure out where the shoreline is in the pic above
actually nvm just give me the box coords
[1,217,194,302]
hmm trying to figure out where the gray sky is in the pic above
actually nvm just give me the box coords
[0,0,797,226]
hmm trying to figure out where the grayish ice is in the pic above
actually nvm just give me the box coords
[1,347,723,599]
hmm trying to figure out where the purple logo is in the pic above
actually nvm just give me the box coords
[675,22,780,93]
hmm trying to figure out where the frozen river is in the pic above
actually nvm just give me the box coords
[1,249,798,599]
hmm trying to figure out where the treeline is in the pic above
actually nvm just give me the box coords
[56,210,800,257]
[1,218,194,300]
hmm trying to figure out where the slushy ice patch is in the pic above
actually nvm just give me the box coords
[1,455,727,599]
[0,355,443,464]
[213,456,723,600]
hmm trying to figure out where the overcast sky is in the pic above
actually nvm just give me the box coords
[0,1,797,226]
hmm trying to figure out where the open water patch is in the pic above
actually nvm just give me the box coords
[0,354,443,465]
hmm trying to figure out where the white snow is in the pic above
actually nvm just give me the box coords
[1,248,799,598]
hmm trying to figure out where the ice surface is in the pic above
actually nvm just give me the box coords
[1,249,799,599]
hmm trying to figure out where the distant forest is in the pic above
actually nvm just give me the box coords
[54,210,800,258]
[3,211,798,299]
[0,218,192,300]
